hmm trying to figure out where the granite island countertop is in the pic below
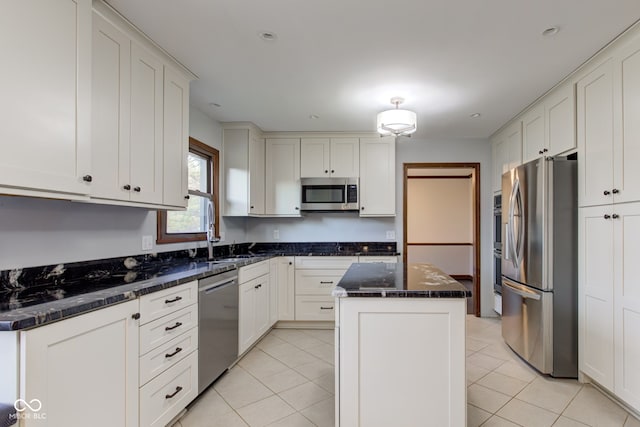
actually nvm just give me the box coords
[333,262,471,298]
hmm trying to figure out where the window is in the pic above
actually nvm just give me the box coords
[157,137,219,244]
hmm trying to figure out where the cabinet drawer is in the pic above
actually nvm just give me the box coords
[139,281,198,324]
[239,260,270,283]
[295,256,357,270]
[140,304,198,355]
[140,351,198,427]
[140,326,198,386]
[295,269,347,296]
[295,296,336,321]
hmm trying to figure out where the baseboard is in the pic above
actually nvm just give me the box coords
[580,372,640,420]
[275,320,334,330]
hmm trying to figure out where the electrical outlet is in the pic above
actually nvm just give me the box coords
[219,231,225,241]
[273,229,280,240]
[386,230,396,240]
[142,235,153,251]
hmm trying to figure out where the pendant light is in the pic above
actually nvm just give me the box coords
[376,97,417,137]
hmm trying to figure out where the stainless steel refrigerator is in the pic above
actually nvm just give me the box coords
[501,156,577,378]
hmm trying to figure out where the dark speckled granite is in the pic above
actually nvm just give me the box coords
[334,262,471,298]
[0,241,397,331]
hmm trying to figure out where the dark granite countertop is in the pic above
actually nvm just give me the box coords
[0,241,399,331]
[0,257,270,331]
[334,262,471,298]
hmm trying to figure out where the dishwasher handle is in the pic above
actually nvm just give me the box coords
[200,278,237,294]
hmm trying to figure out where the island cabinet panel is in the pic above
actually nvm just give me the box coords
[337,298,466,427]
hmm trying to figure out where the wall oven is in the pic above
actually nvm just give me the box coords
[300,178,358,211]
[493,194,502,295]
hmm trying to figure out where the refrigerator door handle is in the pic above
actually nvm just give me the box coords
[507,179,519,267]
[503,280,541,300]
[503,222,510,260]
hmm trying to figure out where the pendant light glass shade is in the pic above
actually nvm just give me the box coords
[376,97,417,136]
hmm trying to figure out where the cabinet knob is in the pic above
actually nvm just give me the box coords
[612,214,620,219]
[331,170,335,173]
[538,150,544,155]
[361,206,365,210]
[289,262,292,265]
[603,190,611,195]
[543,148,548,153]
[325,170,328,174]
[604,214,611,219]
[612,188,620,194]
[185,195,190,200]
[134,186,141,192]
[132,313,140,320]
[250,205,254,209]
[295,207,299,210]
[123,184,131,190]
[82,175,93,182]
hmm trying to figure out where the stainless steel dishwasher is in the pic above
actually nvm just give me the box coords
[198,269,239,394]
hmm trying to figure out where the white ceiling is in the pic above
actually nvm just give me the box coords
[106,0,640,139]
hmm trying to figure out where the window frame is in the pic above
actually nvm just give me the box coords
[156,137,220,244]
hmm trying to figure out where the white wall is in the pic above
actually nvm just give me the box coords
[396,137,494,317]
[0,108,245,270]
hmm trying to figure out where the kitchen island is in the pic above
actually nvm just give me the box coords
[333,262,471,427]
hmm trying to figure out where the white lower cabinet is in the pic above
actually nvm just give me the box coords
[579,203,640,412]
[273,257,295,321]
[139,280,199,427]
[336,297,466,427]
[294,257,357,321]
[238,262,271,355]
[19,299,140,427]
[139,352,198,427]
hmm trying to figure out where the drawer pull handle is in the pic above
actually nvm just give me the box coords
[320,281,334,284]
[165,347,183,358]
[165,296,183,304]
[320,306,334,310]
[165,386,183,399]
[165,322,183,331]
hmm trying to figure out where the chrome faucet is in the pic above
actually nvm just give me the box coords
[206,200,219,259]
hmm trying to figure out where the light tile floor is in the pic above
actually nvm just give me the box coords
[174,316,640,427]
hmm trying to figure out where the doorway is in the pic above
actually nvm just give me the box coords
[403,163,481,316]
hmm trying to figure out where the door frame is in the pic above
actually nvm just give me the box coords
[403,162,481,316]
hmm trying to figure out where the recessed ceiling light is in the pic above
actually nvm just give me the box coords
[542,27,559,37]
[470,113,481,118]
[208,102,221,108]
[309,114,319,120]
[259,31,278,41]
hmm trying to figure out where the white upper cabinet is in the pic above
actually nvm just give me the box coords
[265,139,301,216]
[91,12,131,201]
[521,81,576,164]
[616,38,640,204]
[545,81,576,157]
[491,131,507,193]
[129,43,164,205]
[577,59,616,207]
[162,66,190,207]
[522,104,545,164]
[91,2,192,208]
[505,121,523,171]
[0,0,92,199]
[300,138,359,178]
[359,137,395,217]
[222,125,265,216]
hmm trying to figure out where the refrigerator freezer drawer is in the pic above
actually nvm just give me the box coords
[501,278,553,374]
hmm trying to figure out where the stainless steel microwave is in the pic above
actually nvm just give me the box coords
[300,178,359,211]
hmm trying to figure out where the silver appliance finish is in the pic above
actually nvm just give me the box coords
[300,177,359,211]
[501,156,577,377]
[198,269,239,394]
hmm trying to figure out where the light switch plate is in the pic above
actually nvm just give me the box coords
[273,229,280,240]
[386,230,396,240]
[142,235,153,251]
